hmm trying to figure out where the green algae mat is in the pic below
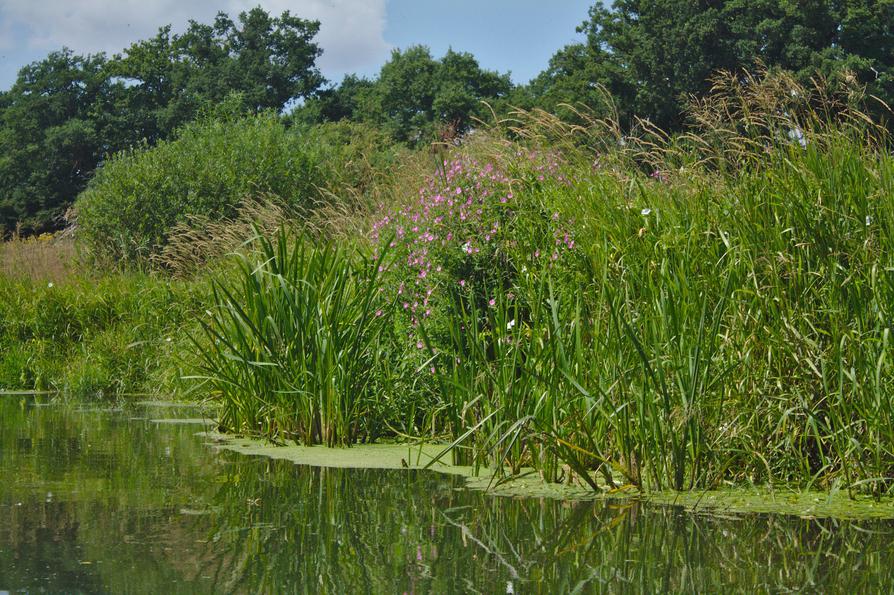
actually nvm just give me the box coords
[207,432,894,521]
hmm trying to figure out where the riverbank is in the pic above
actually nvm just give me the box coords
[2,72,893,502]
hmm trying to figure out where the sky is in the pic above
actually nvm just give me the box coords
[0,0,590,92]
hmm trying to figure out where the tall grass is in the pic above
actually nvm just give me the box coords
[0,232,78,283]
[0,272,203,397]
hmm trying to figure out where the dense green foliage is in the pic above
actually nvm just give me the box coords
[526,0,894,129]
[2,3,894,502]
[0,274,203,398]
[192,73,894,497]
[0,51,124,234]
[75,112,322,264]
[110,8,323,136]
[0,7,322,235]
[4,1,893,234]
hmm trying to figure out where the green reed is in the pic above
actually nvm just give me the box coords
[192,229,393,446]
[416,124,894,495]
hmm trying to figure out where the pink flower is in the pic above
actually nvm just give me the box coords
[459,279,466,287]
[488,298,496,307]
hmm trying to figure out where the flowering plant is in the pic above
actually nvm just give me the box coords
[371,149,577,347]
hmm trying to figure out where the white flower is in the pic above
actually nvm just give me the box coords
[866,215,872,226]
[506,319,516,330]
[788,127,807,148]
[641,208,652,216]
[47,282,54,288]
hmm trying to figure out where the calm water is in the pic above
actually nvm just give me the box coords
[2,397,894,593]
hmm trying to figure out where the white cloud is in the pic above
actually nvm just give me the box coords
[0,0,389,75]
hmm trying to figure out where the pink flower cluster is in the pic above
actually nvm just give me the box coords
[371,151,576,330]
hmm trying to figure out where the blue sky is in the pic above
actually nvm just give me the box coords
[0,1,590,92]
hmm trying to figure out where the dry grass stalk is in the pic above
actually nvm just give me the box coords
[153,195,298,275]
[0,230,80,283]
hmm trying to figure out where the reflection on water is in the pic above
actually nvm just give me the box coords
[1,397,893,593]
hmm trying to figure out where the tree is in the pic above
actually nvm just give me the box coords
[0,50,117,234]
[521,42,626,121]
[533,1,894,130]
[110,7,324,141]
[0,7,325,235]
[293,74,375,125]
[299,46,512,144]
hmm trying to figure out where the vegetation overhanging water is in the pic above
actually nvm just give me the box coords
[3,72,894,505]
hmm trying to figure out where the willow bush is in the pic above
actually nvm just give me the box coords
[74,112,323,266]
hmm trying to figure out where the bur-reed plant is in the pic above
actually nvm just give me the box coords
[194,229,395,446]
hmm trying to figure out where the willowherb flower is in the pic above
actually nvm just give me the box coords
[371,151,575,348]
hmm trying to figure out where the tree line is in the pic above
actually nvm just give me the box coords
[1,1,892,235]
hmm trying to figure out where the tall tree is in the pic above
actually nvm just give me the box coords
[110,7,324,141]
[300,46,512,144]
[0,50,118,234]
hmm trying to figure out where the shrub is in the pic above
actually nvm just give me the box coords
[75,112,323,266]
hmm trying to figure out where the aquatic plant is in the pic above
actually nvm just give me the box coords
[193,229,394,446]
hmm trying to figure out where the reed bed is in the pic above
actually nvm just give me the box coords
[193,70,894,496]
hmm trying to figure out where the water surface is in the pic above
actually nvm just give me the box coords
[2,397,893,593]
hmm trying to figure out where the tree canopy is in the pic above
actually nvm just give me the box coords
[0,7,323,235]
[111,8,324,141]
[533,0,894,129]
[298,46,512,144]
